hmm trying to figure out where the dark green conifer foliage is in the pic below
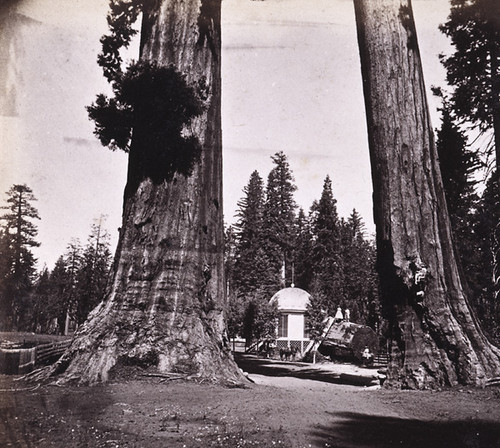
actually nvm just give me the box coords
[440,0,500,167]
[0,230,13,329]
[436,106,478,221]
[62,240,83,330]
[310,175,342,310]
[49,256,74,335]
[434,100,489,322]
[232,170,273,296]
[87,61,204,187]
[87,1,205,189]
[305,290,329,343]
[262,152,298,289]
[224,225,237,299]
[74,218,112,325]
[229,171,278,341]
[294,208,314,291]
[31,268,57,334]
[242,291,279,347]
[474,171,500,341]
[305,176,342,338]
[440,0,500,341]
[340,210,379,328]
[97,0,142,85]
[0,184,40,330]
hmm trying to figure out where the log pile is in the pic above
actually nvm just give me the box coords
[319,321,379,362]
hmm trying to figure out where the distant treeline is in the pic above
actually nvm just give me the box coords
[225,152,380,345]
[0,184,111,334]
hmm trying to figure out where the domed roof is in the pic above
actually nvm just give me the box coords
[269,287,311,312]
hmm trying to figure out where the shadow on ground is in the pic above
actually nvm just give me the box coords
[234,353,378,387]
[311,411,500,448]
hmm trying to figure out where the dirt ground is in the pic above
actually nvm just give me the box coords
[1,354,500,448]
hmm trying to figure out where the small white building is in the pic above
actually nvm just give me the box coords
[269,287,312,354]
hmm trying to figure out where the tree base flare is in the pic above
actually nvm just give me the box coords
[30,300,246,386]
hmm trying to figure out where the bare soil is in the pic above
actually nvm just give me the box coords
[1,354,500,448]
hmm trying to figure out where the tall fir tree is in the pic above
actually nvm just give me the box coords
[262,151,297,290]
[0,229,13,330]
[75,217,112,325]
[440,0,500,330]
[232,170,272,296]
[49,256,74,335]
[306,176,343,338]
[31,268,57,334]
[231,170,277,342]
[435,104,479,225]
[340,210,379,328]
[224,225,245,340]
[64,239,83,323]
[293,208,314,291]
[439,0,500,167]
[0,184,40,330]
[475,171,500,341]
[433,98,492,332]
[309,175,343,311]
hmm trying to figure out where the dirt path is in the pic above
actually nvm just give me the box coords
[1,356,500,447]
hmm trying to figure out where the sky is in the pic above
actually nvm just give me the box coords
[0,0,452,269]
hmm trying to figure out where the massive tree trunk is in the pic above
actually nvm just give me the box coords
[353,0,500,388]
[44,0,242,385]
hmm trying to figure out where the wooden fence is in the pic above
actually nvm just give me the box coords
[35,340,72,365]
[372,352,389,367]
[0,339,71,374]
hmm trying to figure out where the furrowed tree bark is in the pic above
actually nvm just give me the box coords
[42,0,243,384]
[353,0,500,388]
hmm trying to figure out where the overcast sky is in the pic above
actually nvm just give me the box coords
[0,0,452,269]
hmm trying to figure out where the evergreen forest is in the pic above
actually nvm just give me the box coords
[0,185,112,334]
[225,152,380,346]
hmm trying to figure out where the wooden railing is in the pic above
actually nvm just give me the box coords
[373,352,389,366]
[35,340,72,365]
[0,339,71,374]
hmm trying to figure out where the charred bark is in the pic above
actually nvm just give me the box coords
[353,0,500,388]
[43,0,242,385]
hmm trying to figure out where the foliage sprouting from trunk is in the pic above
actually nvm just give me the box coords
[87,0,205,186]
[87,61,204,185]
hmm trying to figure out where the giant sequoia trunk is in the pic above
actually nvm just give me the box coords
[353,0,500,388]
[45,0,242,384]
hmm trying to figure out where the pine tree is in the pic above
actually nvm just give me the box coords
[31,268,56,334]
[224,225,245,340]
[475,172,500,341]
[433,98,492,330]
[242,290,279,347]
[262,151,297,290]
[75,217,112,325]
[439,0,500,167]
[439,0,500,342]
[0,229,13,330]
[305,290,329,344]
[309,176,343,314]
[0,184,40,330]
[224,225,237,297]
[340,210,379,328]
[435,104,478,225]
[62,240,83,332]
[230,171,278,344]
[232,171,271,296]
[49,256,73,335]
[294,208,314,291]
